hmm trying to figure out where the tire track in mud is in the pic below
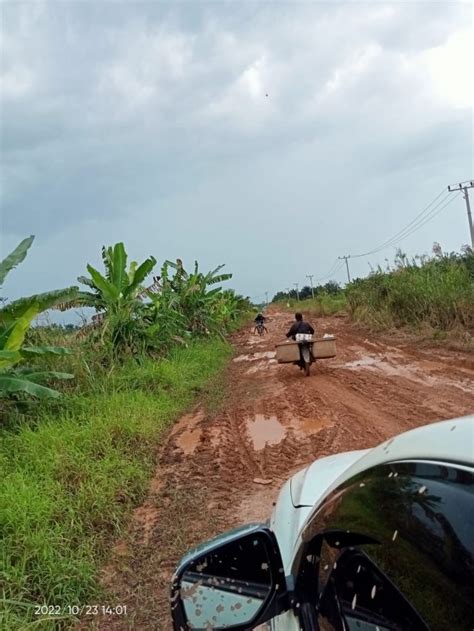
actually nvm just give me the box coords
[87,311,474,631]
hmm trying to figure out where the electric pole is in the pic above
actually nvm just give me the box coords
[306,274,314,299]
[448,180,474,248]
[265,291,269,306]
[338,255,352,283]
[294,283,300,301]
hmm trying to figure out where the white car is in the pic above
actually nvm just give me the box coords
[171,416,474,631]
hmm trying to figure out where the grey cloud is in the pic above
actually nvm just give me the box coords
[1,1,472,303]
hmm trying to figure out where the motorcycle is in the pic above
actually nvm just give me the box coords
[254,318,268,336]
[255,322,266,336]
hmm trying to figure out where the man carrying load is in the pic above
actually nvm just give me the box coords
[286,313,315,373]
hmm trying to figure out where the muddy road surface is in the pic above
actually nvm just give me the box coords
[91,311,474,630]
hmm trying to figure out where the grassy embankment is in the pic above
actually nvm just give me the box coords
[346,250,474,344]
[275,251,474,345]
[1,336,233,630]
[275,293,347,318]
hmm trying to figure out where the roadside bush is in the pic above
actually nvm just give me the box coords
[346,248,474,331]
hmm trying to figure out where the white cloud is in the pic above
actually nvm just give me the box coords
[0,66,34,99]
[421,28,473,110]
[323,44,383,96]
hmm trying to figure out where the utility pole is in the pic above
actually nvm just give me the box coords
[306,274,314,299]
[338,255,352,283]
[448,180,474,248]
[294,283,300,301]
[265,291,269,306]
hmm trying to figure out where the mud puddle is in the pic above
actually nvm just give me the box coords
[246,414,287,450]
[341,352,474,394]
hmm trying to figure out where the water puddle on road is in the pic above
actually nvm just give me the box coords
[172,408,205,455]
[289,415,333,438]
[176,428,202,455]
[246,414,287,450]
[234,351,276,363]
[246,359,278,375]
[342,353,474,394]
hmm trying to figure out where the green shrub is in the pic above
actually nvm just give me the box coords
[0,338,232,630]
[346,249,474,331]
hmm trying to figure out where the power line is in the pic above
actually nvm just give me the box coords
[351,189,456,258]
[252,182,468,298]
[352,188,448,257]
[310,258,343,284]
[374,193,461,253]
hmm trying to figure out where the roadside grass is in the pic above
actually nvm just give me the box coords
[346,251,474,336]
[276,294,347,318]
[0,338,232,630]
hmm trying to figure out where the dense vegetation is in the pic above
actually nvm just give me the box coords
[0,237,250,628]
[346,247,474,334]
[271,246,474,341]
[272,280,342,303]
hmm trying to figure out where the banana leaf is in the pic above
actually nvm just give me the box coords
[3,305,39,351]
[86,265,120,302]
[0,235,34,286]
[125,257,157,297]
[0,349,22,369]
[16,370,74,383]
[0,375,64,398]
[21,346,73,358]
[0,287,79,322]
[111,242,127,291]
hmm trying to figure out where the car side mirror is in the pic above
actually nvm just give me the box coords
[170,524,288,630]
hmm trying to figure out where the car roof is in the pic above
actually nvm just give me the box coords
[349,414,474,471]
[315,415,473,515]
[296,415,474,552]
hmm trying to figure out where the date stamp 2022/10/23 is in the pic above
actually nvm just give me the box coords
[34,604,128,617]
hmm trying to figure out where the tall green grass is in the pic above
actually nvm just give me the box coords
[346,250,474,332]
[0,339,232,630]
[276,293,347,318]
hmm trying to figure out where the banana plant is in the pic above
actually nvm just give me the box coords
[157,260,233,335]
[70,243,157,314]
[59,242,158,354]
[0,237,76,399]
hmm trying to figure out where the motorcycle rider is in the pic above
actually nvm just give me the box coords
[254,313,268,334]
[286,313,315,369]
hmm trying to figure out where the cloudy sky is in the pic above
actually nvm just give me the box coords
[1,1,473,306]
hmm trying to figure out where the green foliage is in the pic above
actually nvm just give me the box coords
[75,243,157,311]
[145,259,246,350]
[0,238,76,400]
[0,338,232,629]
[0,237,249,627]
[283,293,347,318]
[346,247,474,331]
[63,243,158,356]
[272,280,346,318]
[272,281,343,303]
[0,235,34,286]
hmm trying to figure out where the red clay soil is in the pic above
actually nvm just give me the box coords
[83,312,474,630]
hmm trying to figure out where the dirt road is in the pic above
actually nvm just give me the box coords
[93,311,474,630]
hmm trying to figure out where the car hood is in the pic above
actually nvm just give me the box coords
[290,449,369,508]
